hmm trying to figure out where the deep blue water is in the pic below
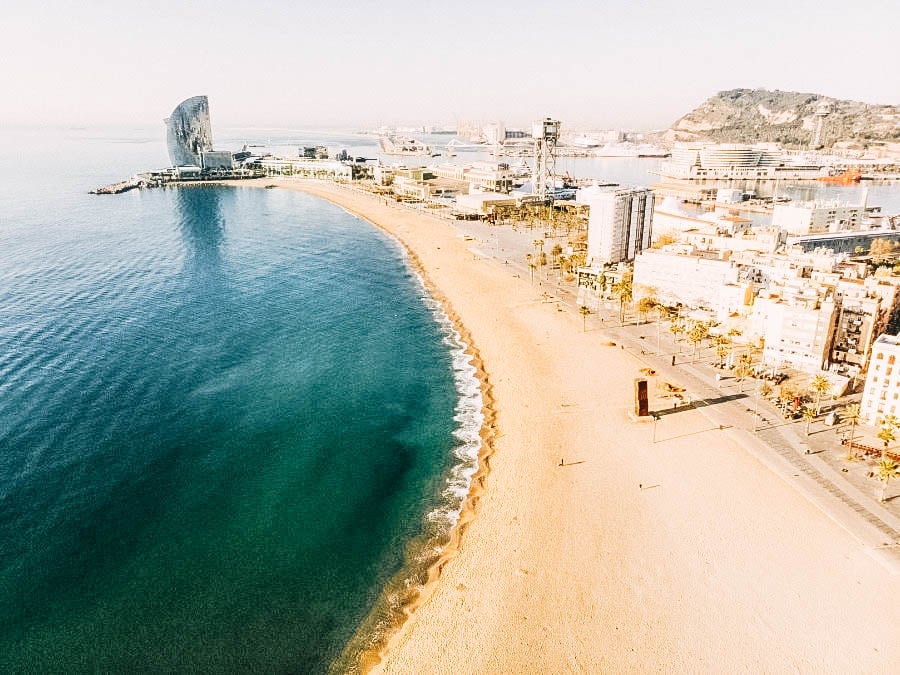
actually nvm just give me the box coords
[0,129,480,672]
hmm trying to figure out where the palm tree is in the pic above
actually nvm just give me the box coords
[878,414,899,460]
[809,374,831,416]
[802,405,817,436]
[579,305,591,332]
[550,243,563,264]
[636,297,658,325]
[598,272,609,297]
[726,327,742,367]
[715,339,730,368]
[611,271,633,324]
[779,383,796,418]
[669,319,686,352]
[843,403,861,461]
[734,360,753,393]
[874,459,900,502]
[687,321,709,362]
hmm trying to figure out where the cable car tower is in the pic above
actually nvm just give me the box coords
[531,117,560,201]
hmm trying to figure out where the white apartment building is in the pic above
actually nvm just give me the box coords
[860,334,900,424]
[772,199,866,235]
[632,246,750,316]
[582,186,653,264]
[392,176,431,200]
[431,163,468,181]
[466,162,513,193]
[749,283,837,373]
[431,161,513,193]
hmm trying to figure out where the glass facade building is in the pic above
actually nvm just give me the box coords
[164,96,213,167]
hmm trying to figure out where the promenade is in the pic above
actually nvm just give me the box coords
[367,181,900,572]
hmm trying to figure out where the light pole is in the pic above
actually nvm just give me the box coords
[652,412,661,443]
[753,379,760,432]
[656,307,662,355]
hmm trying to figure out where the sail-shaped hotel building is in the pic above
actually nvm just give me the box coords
[164,96,213,167]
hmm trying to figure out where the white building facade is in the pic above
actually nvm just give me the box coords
[583,187,653,264]
[633,246,737,307]
[772,199,866,235]
[860,334,900,424]
[750,284,837,373]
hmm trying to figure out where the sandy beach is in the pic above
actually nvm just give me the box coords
[269,179,900,672]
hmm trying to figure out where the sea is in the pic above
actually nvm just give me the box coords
[2,125,898,673]
[0,127,483,672]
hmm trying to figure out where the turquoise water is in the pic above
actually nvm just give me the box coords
[0,130,481,672]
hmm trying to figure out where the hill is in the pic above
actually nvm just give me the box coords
[669,88,900,149]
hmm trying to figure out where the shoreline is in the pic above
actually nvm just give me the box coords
[207,178,900,672]
[337,221,500,672]
[268,179,501,671]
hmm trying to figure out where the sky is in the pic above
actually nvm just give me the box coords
[1,0,898,131]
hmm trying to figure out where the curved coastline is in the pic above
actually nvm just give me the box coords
[268,179,499,671]
[203,178,900,673]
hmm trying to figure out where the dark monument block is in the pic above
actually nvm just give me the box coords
[634,378,649,417]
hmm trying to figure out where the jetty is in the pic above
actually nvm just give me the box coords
[90,176,144,195]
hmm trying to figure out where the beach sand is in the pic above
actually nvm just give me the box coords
[270,179,899,672]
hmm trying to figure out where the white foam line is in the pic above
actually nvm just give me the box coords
[403,266,484,533]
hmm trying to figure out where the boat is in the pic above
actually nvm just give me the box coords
[378,135,433,156]
[571,135,602,148]
[817,168,862,185]
[593,143,637,158]
[634,144,671,158]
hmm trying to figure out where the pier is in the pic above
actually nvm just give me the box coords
[90,177,144,195]
[91,168,265,195]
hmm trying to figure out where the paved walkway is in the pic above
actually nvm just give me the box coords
[603,323,900,573]
[338,187,900,571]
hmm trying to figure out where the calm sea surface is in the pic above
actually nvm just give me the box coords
[0,128,481,672]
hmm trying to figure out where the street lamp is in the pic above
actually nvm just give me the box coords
[753,379,760,432]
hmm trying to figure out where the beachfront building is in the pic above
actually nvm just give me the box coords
[466,162,514,193]
[432,163,468,181]
[454,192,516,216]
[373,165,395,186]
[392,176,431,201]
[632,245,753,317]
[860,333,900,424]
[749,281,838,373]
[258,158,352,180]
[432,161,514,194]
[200,151,234,171]
[772,198,866,235]
[581,186,653,264]
[165,96,213,167]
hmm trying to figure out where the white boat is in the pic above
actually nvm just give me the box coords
[378,136,433,156]
[634,144,670,158]
[571,135,602,148]
[593,143,637,157]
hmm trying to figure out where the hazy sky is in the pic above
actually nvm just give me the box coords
[2,0,897,130]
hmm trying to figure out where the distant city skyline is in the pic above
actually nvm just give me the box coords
[2,0,897,131]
